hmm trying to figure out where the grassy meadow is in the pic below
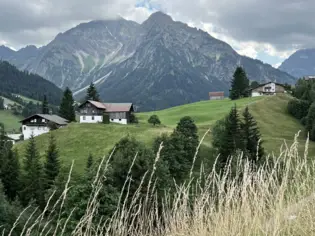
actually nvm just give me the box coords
[0,110,22,132]
[14,94,314,173]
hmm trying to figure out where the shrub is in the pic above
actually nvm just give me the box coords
[148,115,161,126]
[129,113,138,124]
[102,113,110,124]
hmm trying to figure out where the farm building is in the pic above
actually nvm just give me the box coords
[20,114,68,140]
[209,91,224,100]
[78,100,134,125]
[250,82,286,97]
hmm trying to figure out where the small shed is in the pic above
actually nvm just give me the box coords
[209,91,224,100]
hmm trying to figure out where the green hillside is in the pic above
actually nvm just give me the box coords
[0,110,22,132]
[15,94,312,173]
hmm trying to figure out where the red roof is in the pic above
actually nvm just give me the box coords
[209,91,224,97]
[84,100,133,112]
[88,100,107,109]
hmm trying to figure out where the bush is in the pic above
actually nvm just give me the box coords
[129,113,138,124]
[47,121,59,131]
[102,113,110,124]
[287,98,310,120]
[148,115,161,126]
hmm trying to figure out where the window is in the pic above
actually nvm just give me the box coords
[42,119,46,122]
[92,116,95,120]
[83,116,86,120]
[119,119,121,121]
[111,119,114,121]
[24,127,26,130]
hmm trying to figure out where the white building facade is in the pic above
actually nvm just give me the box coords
[251,82,285,97]
[20,114,68,140]
[78,100,133,125]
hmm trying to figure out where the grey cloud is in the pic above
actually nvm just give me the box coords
[0,0,137,48]
[150,0,315,51]
[1,0,315,52]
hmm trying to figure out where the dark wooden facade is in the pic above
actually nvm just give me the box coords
[79,102,104,116]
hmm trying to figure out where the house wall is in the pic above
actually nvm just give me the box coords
[22,125,50,140]
[79,103,104,115]
[110,118,128,125]
[80,115,103,123]
[210,96,224,100]
[251,91,263,97]
[252,83,285,94]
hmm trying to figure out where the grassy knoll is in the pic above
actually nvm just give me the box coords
[15,94,312,173]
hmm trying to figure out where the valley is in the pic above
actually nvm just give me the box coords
[14,94,311,173]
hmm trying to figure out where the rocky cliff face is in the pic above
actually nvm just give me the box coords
[279,49,315,78]
[0,11,295,111]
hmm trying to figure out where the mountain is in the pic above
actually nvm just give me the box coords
[0,61,63,105]
[0,11,295,111]
[279,49,315,78]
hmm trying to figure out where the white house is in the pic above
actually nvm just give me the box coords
[250,82,286,97]
[78,100,134,125]
[5,133,22,145]
[20,114,68,140]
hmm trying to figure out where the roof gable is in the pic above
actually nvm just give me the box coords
[20,114,68,125]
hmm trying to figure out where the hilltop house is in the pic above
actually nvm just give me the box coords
[209,91,224,100]
[20,114,68,140]
[250,82,286,97]
[78,100,134,125]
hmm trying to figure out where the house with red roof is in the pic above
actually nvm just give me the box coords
[78,100,134,125]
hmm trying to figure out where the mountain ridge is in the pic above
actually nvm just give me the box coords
[279,48,315,78]
[0,11,296,111]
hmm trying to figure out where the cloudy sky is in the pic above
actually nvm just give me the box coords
[0,0,314,67]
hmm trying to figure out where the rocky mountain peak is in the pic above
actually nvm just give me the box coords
[142,11,174,28]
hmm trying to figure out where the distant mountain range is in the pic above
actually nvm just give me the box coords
[0,11,296,111]
[279,49,315,78]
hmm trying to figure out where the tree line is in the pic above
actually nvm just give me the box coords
[287,78,315,140]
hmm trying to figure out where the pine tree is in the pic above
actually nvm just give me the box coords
[241,106,265,163]
[161,116,199,183]
[216,105,243,166]
[1,149,20,201]
[42,95,49,114]
[44,134,60,190]
[229,67,250,100]
[0,97,4,110]
[86,82,100,101]
[20,135,45,209]
[59,87,76,122]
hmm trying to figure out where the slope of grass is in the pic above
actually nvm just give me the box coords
[15,94,312,173]
[0,110,22,132]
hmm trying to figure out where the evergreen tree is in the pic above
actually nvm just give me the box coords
[42,95,49,114]
[250,81,259,89]
[0,97,4,110]
[306,102,315,140]
[20,135,45,209]
[241,106,265,163]
[229,67,250,100]
[215,105,243,166]
[85,82,100,101]
[59,87,76,122]
[44,134,60,190]
[161,116,199,183]
[1,149,20,201]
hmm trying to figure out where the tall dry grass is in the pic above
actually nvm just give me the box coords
[7,131,315,236]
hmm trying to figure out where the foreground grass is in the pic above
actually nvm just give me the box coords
[8,133,315,236]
